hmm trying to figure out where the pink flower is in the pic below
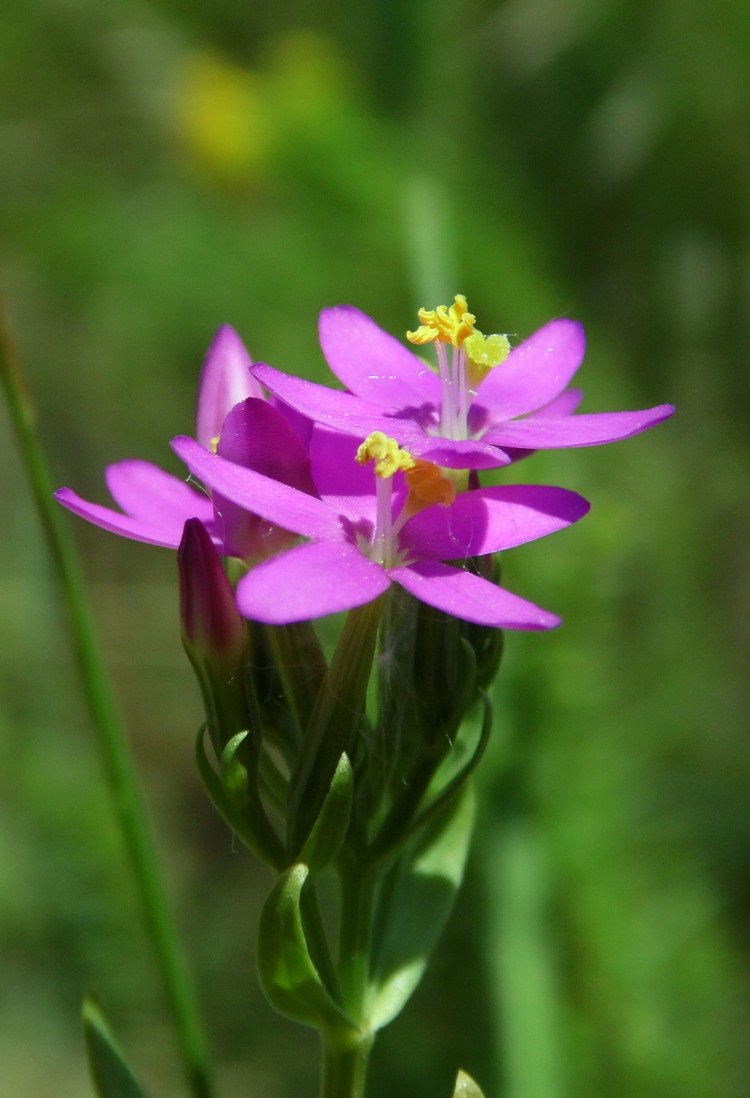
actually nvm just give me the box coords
[170,431,590,629]
[252,298,675,470]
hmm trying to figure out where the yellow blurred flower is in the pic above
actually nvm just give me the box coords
[176,52,271,184]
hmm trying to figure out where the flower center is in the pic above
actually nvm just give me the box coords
[406,294,510,441]
[356,432,456,567]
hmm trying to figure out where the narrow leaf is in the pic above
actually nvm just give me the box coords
[452,1068,485,1097]
[297,753,353,872]
[0,316,215,1098]
[196,725,283,868]
[367,785,475,1031]
[82,996,148,1098]
[258,864,356,1035]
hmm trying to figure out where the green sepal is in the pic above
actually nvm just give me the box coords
[259,621,329,746]
[288,598,382,852]
[258,864,357,1035]
[400,692,491,852]
[452,1068,485,1097]
[370,693,492,866]
[411,628,478,752]
[461,556,505,691]
[373,592,481,819]
[195,725,283,869]
[366,784,476,1031]
[296,753,353,873]
[82,995,149,1098]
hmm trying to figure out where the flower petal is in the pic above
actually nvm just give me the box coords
[56,461,213,548]
[400,485,589,560]
[309,428,377,498]
[213,399,317,559]
[255,364,515,470]
[492,389,586,463]
[217,399,317,495]
[196,325,261,448]
[253,363,428,449]
[171,436,343,540]
[236,540,390,623]
[411,436,511,469]
[477,318,586,420]
[390,559,561,629]
[55,489,186,548]
[482,404,676,449]
[528,386,585,418]
[319,305,442,410]
[105,460,213,521]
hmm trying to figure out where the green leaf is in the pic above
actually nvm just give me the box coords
[296,753,353,872]
[366,784,475,1031]
[258,864,356,1035]
[220,730,253,798]
[195,725,283,869]
[82,996,148,1098]
[452,1068,485,1097]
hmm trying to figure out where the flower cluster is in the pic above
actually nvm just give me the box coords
[55,298,673,1069]
[57,296,672,632]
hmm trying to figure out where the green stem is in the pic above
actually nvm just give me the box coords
[320,1030,374,1098]
[0,306,217,1098]
[314,857,378,1098]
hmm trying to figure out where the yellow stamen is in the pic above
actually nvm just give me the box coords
[406,294,477,348]
[464,330,511,387]
[210,435,220,454]
[356,431,416,478]
[464,331,510,369]
[404,459,457,507]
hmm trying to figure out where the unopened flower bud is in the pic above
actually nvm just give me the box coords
[178,517,252,756]
[179,518,246,662]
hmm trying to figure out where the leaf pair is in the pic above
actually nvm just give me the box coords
[257,785,476,1038]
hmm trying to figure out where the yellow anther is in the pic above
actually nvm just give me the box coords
[406,294,477,348]
[356,432,416,478]
[464,331,510,369]
[210,435,221,454]
[404,460,457,507]
[464,331,511,387]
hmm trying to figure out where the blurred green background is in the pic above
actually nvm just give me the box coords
[2,0,749,1095]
